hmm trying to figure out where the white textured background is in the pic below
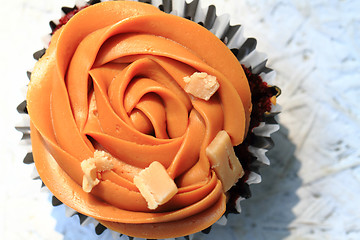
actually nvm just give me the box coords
[1,0,360,239]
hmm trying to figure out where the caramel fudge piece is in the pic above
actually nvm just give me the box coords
[183,72,220,101]
[81,150,114,193]
[206,131,244,192]
[134,161,178,210]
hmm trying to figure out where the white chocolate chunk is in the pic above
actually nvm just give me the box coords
[81,150,114,193]
[206,131,245,192]
[134,161,178,210]
[183,72,220,101]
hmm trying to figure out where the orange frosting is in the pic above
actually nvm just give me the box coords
[27,1,251,238]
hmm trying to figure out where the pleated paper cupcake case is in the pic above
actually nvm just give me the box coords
[16,0,281,239]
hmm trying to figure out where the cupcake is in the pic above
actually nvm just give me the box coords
[21,0,280,239]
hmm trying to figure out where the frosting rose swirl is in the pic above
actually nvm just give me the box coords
[27,1,251,238]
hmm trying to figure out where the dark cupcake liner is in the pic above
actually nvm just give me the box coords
[17,0,280,239]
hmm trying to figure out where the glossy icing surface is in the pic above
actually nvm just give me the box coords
[26,1,251,238]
